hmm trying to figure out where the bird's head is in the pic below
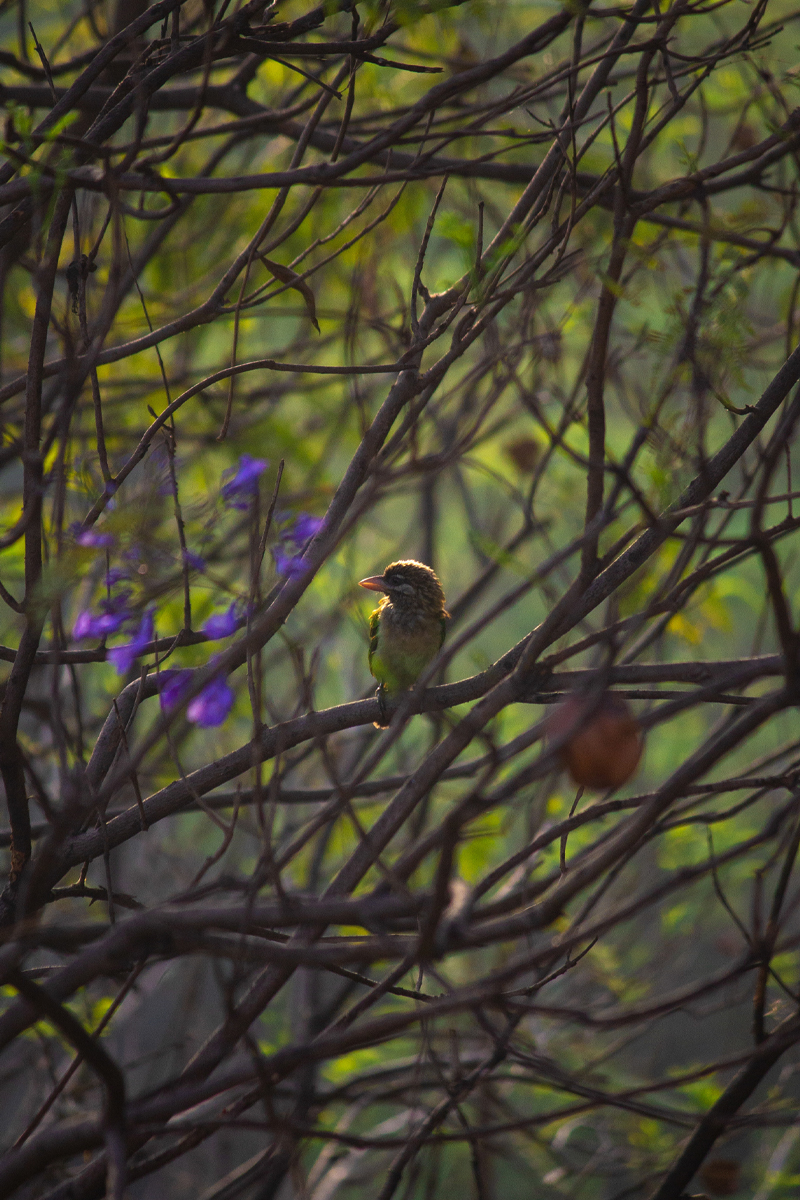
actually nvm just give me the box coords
[359,560,446,617]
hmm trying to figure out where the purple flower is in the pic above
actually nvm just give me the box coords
[271,511,322,578]
[107,609,155,675]
[85,612,124,638]
[72,611,93,640]
[183,549,206,571]
[221,454,268,510]
[284,512,323,545]
[105,568,130,588]
[104,589,132,611]
[73,594,132,640]
[158,668,193,712]
[274,548,307,579]
[104,615,129,636]
[203,602,239,640]
[74,527,114,548]
[187,676,235,727]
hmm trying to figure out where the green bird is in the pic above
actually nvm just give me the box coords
[359,560,448,728]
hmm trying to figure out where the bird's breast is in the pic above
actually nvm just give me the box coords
[371,607,442,692]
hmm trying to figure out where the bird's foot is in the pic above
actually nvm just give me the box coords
[374,685,390,729]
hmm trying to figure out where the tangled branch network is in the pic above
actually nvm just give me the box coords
[3,0,800,1197]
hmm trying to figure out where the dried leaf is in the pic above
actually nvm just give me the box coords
[261,257,320,333]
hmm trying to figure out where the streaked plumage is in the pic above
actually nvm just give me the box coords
[359,560,448,727]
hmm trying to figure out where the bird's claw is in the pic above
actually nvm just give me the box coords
[374,685,389,729]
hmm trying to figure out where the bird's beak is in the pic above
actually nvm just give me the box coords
[359,575,387,593]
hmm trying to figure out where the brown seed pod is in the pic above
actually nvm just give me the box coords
[547,692,643,790]
[731,122,758,151]
[503,437,540,473]
[698,1158,740,1197]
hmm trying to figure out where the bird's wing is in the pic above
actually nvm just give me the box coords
[439,614,447,649]
[368,607,381,674]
